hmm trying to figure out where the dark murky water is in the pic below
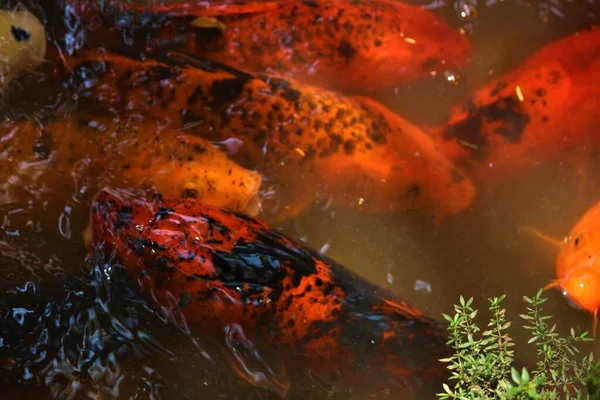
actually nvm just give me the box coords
[0,0,599,398]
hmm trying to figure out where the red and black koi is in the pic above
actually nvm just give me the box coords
[429,25,600,187]
[64,0,471,93]
[86,188,450,397]
[58,49,476,222]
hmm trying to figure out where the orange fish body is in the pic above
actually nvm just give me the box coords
[87,188,450,396]
[59,50,476,222]
[430,26,600,186]
[0,115,261,214]
[554,200,600,327]
[65,0,471,93]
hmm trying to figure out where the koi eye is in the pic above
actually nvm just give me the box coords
[11,26,31,42]
[572,232,588,250]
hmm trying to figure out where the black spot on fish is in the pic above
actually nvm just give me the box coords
[343,140,355,156]
[181,188,199,199]
[442,97,530,160]
[11,26,30,42]
[250,43,264,56]
[120,206,133,214]
[210,77,249,107]
[260,76,301,102]
[337,40,356,64]
[302,0,319,7]
[406,183,421,198]
[175,292,193,310]
[422,57,438,69]
[451,169,465,183]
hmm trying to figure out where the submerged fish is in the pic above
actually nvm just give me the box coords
[0,115,261,214]
[65,0,471,93]
[525,200,600,339]
[86,188,451,397]
[429,26,600,186]
[0,9,47,87]
[59,50,476,222]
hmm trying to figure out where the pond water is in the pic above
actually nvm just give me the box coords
[0,0,598,398]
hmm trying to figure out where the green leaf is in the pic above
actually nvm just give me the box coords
[511,367,521,384]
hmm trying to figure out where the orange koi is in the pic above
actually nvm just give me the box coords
[0,115,261,214]
[522,200,600,338]
[65,0,471,92]
[86,188,451,397]
[57,49,476,222]
[430,26,600,186]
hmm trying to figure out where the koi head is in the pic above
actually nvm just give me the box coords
[555,230,600,315]
[554,204,600,338]
[0,10,46,86]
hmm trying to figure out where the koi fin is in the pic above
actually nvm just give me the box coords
[543,280,560,291]
[519,225,563,249]
[224,323,290,397]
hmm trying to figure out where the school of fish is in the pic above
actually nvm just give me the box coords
[0,0,599,397]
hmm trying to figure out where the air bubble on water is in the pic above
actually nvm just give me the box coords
[319,241,331,255]
[12,307,32,325]
[414,279,432,293]
[456,0,479,21]
[15,281,37,294]
[58,208,72,240]
[22,367,33,381]
[444,70,463,86]
[387,273,394,284]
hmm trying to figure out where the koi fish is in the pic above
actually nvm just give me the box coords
[430,25,600,187]
[58,49,476,222]
[522,200,600,338]
[64,0,471,93]
[0,9,47,87]
[0,115,261,215]
[86,188,451,397]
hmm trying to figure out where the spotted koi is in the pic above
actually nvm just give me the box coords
[87,188,451,397]
[64,0,471,93]
[429,26,600,186]
[0,115,261,214]
[58,49,476,222]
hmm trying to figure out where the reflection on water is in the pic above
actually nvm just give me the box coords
[0,0,598,398]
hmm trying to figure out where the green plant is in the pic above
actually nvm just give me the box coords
[438,289,595,399]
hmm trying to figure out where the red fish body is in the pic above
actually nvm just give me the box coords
[87,188,450,397]
[0,115,261,214]
[430,26,600,186]
[65,0,471,93]
[548,200,600,336]
[60,50,475,222]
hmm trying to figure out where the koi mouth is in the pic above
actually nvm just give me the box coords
[562,290,585,312]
